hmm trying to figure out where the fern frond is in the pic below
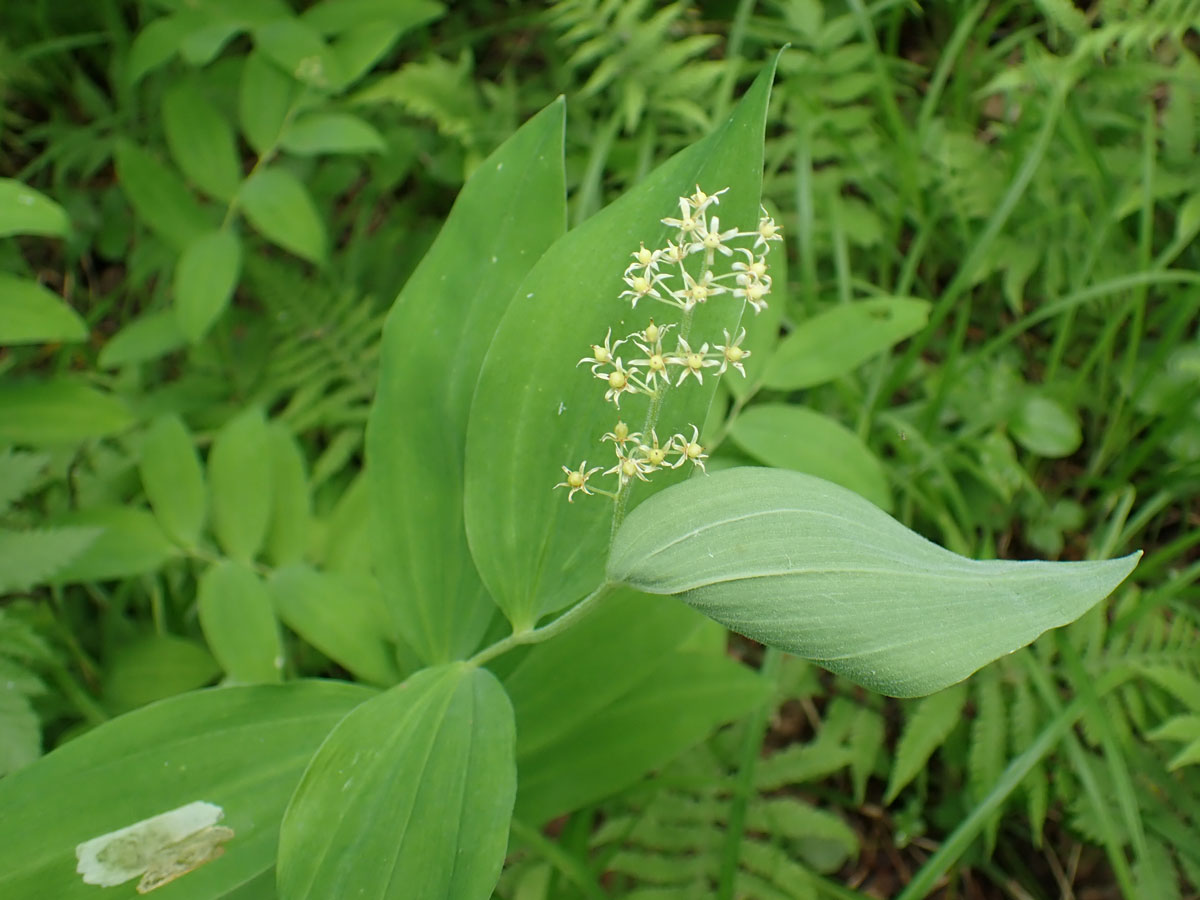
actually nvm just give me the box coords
[0,526,102,593]
[0,449,50,517]
[884,682,968,803]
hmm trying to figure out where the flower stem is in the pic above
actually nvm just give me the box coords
[467,583,615,668]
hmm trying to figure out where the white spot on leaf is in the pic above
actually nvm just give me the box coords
[75,801,234,893]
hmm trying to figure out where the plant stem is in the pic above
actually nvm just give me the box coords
[467,582,615,668]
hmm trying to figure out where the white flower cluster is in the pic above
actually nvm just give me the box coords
[556,186,781,503]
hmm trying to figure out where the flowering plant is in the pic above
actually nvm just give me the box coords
[0,60,1138,900]
[557,186,780,504]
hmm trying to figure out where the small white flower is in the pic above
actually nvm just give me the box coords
[661,197,702,239]
[755,209,782,250]
[630,242,663,271]
[731,248,769,281]
[636,430,672,471]
[733,277,770,313]
[714,327,751,377]
[579,328,625,371]
[619,271,666,307]
[671,425,708,472]
[595,358,640,406]
[555,462,603,502]
[697,216,738,258]
[605,447,652,484]
[602,421,641,448]
[668,337,717,386]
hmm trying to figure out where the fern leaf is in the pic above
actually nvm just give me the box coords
[1135,835,1183,900]
[1010,675,1049,845]
[746,798,857,873]
[0,449,50,517]
[0,685,40,776]
[0,526,102,593]
[885,682,968,803]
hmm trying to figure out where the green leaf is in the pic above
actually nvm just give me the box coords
[125,14,190,86]
[281,112,386,155]
[162,80,242,202]
[98,310,187,368]
[0,528,101,594]
[239,50,299,155]
[0,450,50,515]
[0,379,133,446]
[0,680,373,899]
[278,664,516,900]
[114,139,211,250]
[730,404,891,511]
[52,507,177,582]
[0,179,69,238]
[365,98,566,663]
[174,228,242,341]
[254,18,341,89]
[198,561,284,684]
[885,684,968,802]
[1010,393,1082,458]
[139,414,206,548]
[464,56,779,629]
[607,467,1140,697]
[0,274,87,344]
[761,297,930,390]
[328,24,404,90]
[269,566,400,686]
[208,408,273,562]
[265,424,311,566]
[103,634,221,713]
[0,685,40,776]
[504,589,709,759]
[514,650,768,825]
[302,0,444,35]
[238,168,327,264]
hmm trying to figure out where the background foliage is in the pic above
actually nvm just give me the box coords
[2,0,1198,897]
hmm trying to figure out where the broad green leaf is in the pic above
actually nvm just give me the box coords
[239,168,327,264]
[503,589,710,758]
[464,57,779,629]
[52,507,177,582]
[328,24,403,90]
[162,80,242,202]
[198,561,284,684]
[0,527,101,594]
[0,274,87,344]
[607,467,1140,697]
[278,664,516,900]
[730,404,891,511]
[208,408,273,562]
[114,139,211,250]
[281,112,385,155]
[265,424,311,566]
[269,566,400,687]
[761,297,930,390]
[175,228,242,341]
[0,379,133,446]
[1010,393,1082,458]
[254,18,341,89]
[125,14,190,85]
[103,634,221,713]
[139,414,206,548]
[884,683,968,802]
[0,680,373,899]
[302,0,444,34]
[0,685,39,776]
[180,20,245,66]
[98,310,187,368]
[514,650,768,824]
[0,178,69,238]
[365,98,566,663]
[239,50,299,155]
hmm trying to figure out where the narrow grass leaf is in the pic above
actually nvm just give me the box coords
[608,467,1140,697]
[0,681,372,899]
[277,664,515,900]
